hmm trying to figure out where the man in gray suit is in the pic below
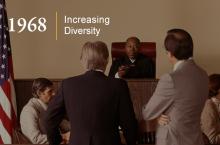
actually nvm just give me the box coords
[142,29,209,145]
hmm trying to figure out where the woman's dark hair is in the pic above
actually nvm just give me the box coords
[164,28,193,60]
[32,78,53,98]
[209,74,220,97]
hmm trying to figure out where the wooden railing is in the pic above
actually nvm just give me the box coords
[14,79,159,144]
[14,79,158,122]
[13,79,212,145]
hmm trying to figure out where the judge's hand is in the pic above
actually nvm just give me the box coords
[118,65,129,78]
[157,114,170,126]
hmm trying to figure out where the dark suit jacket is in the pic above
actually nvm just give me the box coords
[44,70,137,145]
[109,54,155,78]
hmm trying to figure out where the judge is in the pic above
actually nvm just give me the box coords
[109,37,155,78]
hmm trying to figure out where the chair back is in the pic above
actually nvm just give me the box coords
[111,42,156,63]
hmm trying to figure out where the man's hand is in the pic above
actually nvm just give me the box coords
[61,131,70,144]
[157,114,170,126]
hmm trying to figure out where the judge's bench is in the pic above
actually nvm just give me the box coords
[13,78,158,145]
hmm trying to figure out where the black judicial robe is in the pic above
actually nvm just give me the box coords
[109,54,155,78]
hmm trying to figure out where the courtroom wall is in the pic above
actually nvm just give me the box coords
[182,0,220,75]
[6,0,220,79]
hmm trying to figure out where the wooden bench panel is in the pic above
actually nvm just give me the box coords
[14,79,158,144]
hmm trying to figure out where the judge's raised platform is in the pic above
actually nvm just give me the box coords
[14,78,213,145]
[14,79,158,145]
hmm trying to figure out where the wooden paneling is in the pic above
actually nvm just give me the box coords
[15,79,158,121]
[14,79,158,132]
[14,79,158,144]
[127,79,158,121]
[13,79,212,145]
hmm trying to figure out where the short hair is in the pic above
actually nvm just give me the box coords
[164,29,193,60]
[32,78,53,98]
[80,41,109,70]
[126,37,141,47]
[209,74,220,97]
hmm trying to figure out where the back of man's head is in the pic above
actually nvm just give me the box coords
[80,41,109,71]
[164,28,193,60]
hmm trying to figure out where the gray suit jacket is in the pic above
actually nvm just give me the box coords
[143,60,208,145]
[20,98,71,144]
[20,98,48,144]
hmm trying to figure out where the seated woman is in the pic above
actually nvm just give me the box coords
[20,78,70,144]
[201,74,220,144]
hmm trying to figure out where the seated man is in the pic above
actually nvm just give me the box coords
[109,37,155,78]
[20,78,70,144]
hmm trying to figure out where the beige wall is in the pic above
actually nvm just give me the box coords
[6,0,220,79]
[183,0,220,75]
